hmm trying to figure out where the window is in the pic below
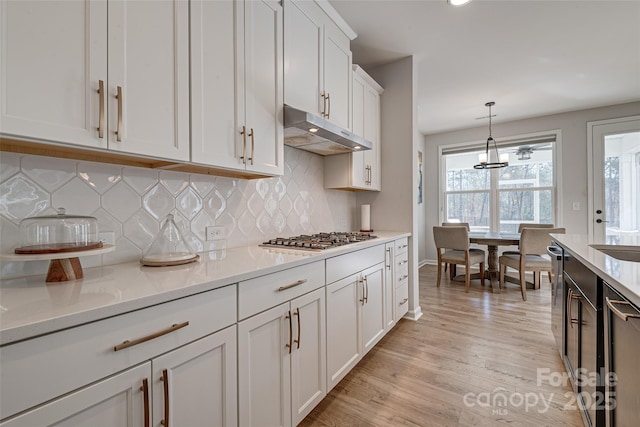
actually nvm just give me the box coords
[441,134,557,233]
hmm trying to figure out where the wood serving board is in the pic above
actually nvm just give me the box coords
[15,241,103,255]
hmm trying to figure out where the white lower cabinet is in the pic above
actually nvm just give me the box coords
[237,261,326,427]
[325,244,386,391]
[0,285,237,426]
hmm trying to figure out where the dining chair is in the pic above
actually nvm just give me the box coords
[442,222,470,278]
[502,223,555,279]
[433,226,485,292]
[498,227,566,300]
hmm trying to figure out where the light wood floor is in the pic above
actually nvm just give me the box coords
[300,265,584,427]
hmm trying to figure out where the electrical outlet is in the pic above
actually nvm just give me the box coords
[99,231,115,246]
[206,226,225,241]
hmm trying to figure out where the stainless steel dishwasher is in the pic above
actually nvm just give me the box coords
[547,244,564,356]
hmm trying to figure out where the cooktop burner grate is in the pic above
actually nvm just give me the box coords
[261,232,377,251]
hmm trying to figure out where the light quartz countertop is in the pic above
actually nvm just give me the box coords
[0,231,410,346]
[551,233,640,307]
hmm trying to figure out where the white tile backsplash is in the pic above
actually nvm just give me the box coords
[0,147,355,279]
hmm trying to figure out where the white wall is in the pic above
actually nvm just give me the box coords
[357,56,422,321]
[421,101,640,263]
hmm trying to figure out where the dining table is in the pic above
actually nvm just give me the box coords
[466,232,520,293]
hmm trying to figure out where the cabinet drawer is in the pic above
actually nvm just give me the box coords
[326,244,385,284]
[394,238,409,255]
[0,285,236,420]
[238,260,324,320]
[395,282,409,321]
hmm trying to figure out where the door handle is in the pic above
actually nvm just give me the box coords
[160,369,170,427]
[240,126,247,164]
[293,308,301,349]
[115,86,123,142]
[97,80,105,138]
[596,219,609,224]
[285,311,292,353]
[606,297,640,321]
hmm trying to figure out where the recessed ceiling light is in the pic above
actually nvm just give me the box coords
[354,146,361,150]
[448,0,472,6]
[308,127,318,133]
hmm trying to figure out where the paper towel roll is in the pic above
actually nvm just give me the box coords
[360,204,371,231]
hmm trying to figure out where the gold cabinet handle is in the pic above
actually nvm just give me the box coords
[606,297,640,321]
[364,276,369,303]
[115,86,123,142]
[398,260,408,266]
[285,310,292,354]
[399,298,408,305]
[248,127,254,165]
[399,244,408,249]
[321,92,328,117]
[359,277,366,305]
[113,321,189,351]
[160,369,169,426]
[278,279,307,292]
[97,80,105,138]
[293,307,301,349]
[568,289,580,328]
[386,248,392,270]
[140,378,150,427]
[326,92,331,119]
[398,274,408,282]
[240,126,247,164]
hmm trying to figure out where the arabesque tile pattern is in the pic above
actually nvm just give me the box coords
[0,147,354,279]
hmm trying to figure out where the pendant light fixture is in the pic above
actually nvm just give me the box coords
[474,102,509,169]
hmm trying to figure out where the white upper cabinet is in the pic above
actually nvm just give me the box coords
[0,0,107,149]
[324,65,383,191]
[284,0,353,130]
[191,0,283,176]
[0,0,190,161]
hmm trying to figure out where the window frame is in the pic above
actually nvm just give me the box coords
[438,129,563,233]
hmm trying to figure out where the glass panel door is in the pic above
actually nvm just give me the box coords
[589,116,640,242]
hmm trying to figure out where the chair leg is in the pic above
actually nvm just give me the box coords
[465,263,470,292]
[480,262,485,286]
[519,269,527,301]
[535,271,541,289]
[437,262,442,288]
[499,264,505,289]
[548,271,552,283]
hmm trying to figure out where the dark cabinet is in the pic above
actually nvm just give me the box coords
[603,283,640,427]
[563,252,604,427]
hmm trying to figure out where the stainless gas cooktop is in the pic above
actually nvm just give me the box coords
[261,232,377,251]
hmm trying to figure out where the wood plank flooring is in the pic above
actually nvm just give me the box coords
[300,265,584,427]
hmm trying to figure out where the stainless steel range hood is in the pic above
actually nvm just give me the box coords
[283,104,372,156]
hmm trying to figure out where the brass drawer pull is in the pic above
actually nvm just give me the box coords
[285,310,292,353]
[398,274,408,281]
[248,127,255,165]
[115,86,123,142]
[398,244,408,249]
[160,369,169,426]
[140,378,150,427]
[240,126,247,164]
[398,260,408,266]
[293,307,301,349]
[278,279,307,292]
[399,298,408,305]
[606,297,640,321]
[97,80,105,138]
[113,321,190,351]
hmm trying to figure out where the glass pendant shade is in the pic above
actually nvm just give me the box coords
[141,214,198,266]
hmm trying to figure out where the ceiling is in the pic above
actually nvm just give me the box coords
[329,0,640,135]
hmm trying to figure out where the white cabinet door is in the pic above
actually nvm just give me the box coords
[322,24,352,130]
[238,303,291,427]
[326,273,361,391]
[284,0,351,129]
[290,288,326,425]
[0,0,107,149]
[190,0,239,170]
[361,263,386,353]
[283,0,323,117]
[0,0,189,161]
[363,82,381,190]
[242,0,283,175]
[107,0,189,160]
[350,73,367,188]
[191,0,282,175]
[0,363,148,427]
[152,326,237,427]
[384,243,396,330]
